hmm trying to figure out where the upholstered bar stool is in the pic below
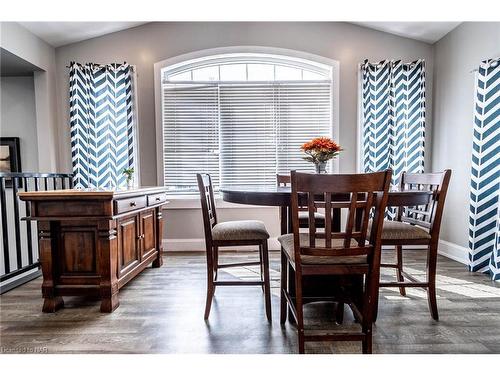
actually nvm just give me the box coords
[375,170,451,321]
[279,170,392,354]
[197,173,272,322]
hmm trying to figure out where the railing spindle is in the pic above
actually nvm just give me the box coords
[24,177,34,265]
[0,177,10,274]
[12,177,22,269]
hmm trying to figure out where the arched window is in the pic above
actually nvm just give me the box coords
[160,53,334,194]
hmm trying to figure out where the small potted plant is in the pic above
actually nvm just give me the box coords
[301,137,343,174]
[123,167,135,189]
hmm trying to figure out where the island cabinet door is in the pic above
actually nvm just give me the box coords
[116,214,141,278]
[140,209,157,260]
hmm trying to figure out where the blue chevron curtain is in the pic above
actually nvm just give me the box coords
[469,58,500,281]
[360,60,426,196]
[69,62,136,188]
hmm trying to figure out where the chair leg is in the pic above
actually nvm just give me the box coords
[362,325,373,354]
[259,245,265,292]
[362,272,376,354]
[213,246,219,281]
[288,262,296,325]
[261,241,272,323]
[295,274,305,354]
[427,244,439,321]
[335,302,344,324]
[372,282,380,323]
[396,245,406,296]
[280,250,288,325]
[204,247,215,320]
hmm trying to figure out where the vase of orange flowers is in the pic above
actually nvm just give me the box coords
[301,137,343,174]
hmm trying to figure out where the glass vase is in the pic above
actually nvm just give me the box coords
[314,161,327,174]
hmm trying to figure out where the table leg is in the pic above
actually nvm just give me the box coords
[280,205,288,235]
[279,205,293,323]
[39,222,64,313]
[152,208,164,268]
[99,221,120,313]
[285,206,297,324]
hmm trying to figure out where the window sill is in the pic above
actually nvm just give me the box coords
[164,194,273,210]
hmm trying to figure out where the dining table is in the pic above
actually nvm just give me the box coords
[220,185,433,235]
[220,184,434,322]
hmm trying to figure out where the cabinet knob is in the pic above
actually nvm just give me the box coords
[156,197,161,201]
[130,201,137,207]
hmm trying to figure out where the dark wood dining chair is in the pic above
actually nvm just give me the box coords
[376,169,452,321]
[278,170,392,353]
[277,174,325,228]
[196,173,272,322]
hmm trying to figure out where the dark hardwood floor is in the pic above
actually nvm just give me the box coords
[1,250,499,354]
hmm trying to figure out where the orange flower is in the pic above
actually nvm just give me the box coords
[301,137,343,165]
[301,137,342,153]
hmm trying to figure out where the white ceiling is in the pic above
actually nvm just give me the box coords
[18,22,462,48]
[19,22,147,47]
[352,22,461,44]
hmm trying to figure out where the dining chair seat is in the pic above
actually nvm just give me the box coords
[371,220,431,241]
[212,220,270,241]
[278,233,367,265]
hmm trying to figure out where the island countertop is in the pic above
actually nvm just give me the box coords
[18,186,168,201]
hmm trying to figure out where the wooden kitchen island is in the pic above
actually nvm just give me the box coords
[18,187,168,313]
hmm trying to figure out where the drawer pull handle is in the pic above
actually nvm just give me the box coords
[137,234,145,240]
[130,201,137,207]
[155,197,161,201]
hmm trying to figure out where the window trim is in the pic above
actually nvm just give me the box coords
[162,53,332,82]
[154,46,340,196]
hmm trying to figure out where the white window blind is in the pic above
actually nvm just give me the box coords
[276,83,332,173]
[219,84,277,186]
[161,55,333,195]
[162,84,219,193]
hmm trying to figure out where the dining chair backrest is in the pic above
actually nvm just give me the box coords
[290,170,392,264]
[197,173,218,243]
[398,170,451,238]
[277,174,291,187]
[277,173,313,213]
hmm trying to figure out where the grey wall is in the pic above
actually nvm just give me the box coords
[432,22,500,249]
[52,22,436,249]
[0,22,58,172]
[0,76,39,171]
[54,22,435,179]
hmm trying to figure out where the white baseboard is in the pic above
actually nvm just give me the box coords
[438,240,468,265]
[163,237,281,252]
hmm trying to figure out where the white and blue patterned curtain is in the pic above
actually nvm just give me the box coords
[69,62,136,188]
[361,60,426,191]
[469,57,500,281]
